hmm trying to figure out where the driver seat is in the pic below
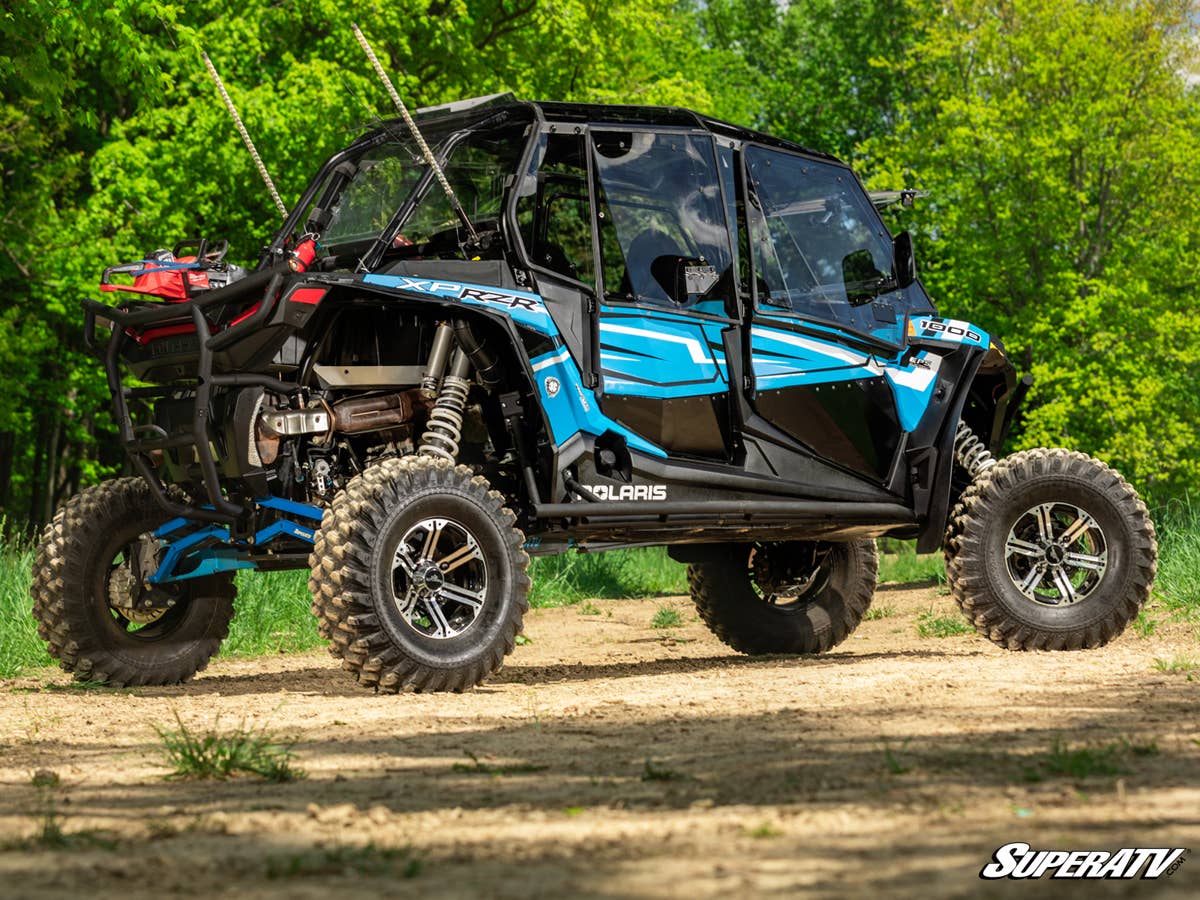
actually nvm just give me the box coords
[620,229,684,304]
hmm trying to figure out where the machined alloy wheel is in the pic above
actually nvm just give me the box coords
[945,448,1156,650]
[310,456,529,693]
[1004,502,1107,606]
[391,516,488,640]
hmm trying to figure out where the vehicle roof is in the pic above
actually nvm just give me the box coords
[361,93,841,165]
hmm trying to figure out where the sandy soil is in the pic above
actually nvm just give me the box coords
[0,582,1197,899]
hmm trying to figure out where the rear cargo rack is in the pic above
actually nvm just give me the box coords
[82,265,296,524]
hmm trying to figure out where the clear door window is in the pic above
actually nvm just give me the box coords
[515,134,595,286]
[746,146,923,333]
[591,130,733,308]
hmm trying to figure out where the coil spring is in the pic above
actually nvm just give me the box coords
[419,374,470,461]
[954,420,996,477]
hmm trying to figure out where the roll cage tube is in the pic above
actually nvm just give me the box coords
[362,114,527,272]
[259,128,397,268]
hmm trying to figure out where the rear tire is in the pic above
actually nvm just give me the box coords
[688,540,877,655]
[30,478,235,686]
[309,457,529,693]
[945,448,1156,650]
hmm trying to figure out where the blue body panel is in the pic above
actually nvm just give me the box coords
[530,345,667,457]
[142,282,992,576]
[361,275,557,335]
[351,274,989,454]
[599,307,729,399]
[749,315,949,433]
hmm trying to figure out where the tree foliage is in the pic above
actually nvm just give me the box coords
[0,0,1197,528]
[862,0,1200,495]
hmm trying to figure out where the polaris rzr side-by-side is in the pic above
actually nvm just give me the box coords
[31,89,1157,692]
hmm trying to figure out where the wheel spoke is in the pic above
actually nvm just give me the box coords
[438,582,486,610]
[1005,537,1042,558]
[1051,566,1077,604]
[1064,551,1105,572]
[436,540,483,574]
[392,544,417,577]
[394,515,490,640]
[423,597,453,638]
[1058,510,1095,547]
[1035,504,1056,542]
[421,519,447,560]
[394,582,419,617]
[1017,565,1045,596]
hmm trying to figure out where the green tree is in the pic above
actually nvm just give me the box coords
[863,0,1200,498]
[699,0,928,158]
[0,0,730,530]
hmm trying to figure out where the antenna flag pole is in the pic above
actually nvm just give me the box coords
[201,51,289,220]
[351,23,478,240]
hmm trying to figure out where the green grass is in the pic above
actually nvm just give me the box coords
[877,539,945,585]
[221,571,322,657]
[881,739,912,775]
[450,749,549,776]
[1152,654,1197,675]
[527,547,686,607]
[916,612,973,638]
[0,536,50,678]
[1023,738,1134,781]
[651,606,682,629]
[1156,500,1200,623]
[641,757,687,782]
[266,844,422,880]
[156,712,304,782]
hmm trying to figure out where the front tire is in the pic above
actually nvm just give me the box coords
[688,540,878,655]
[945,448,1157,650]
[30,478,236,686]
[310,457,530,693]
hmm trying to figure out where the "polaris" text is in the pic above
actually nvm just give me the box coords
[586,484,667,501]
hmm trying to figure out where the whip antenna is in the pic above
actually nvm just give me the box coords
[201,51,288,220]
[351,23,477,240]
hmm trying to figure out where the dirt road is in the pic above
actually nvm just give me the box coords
[1,582,1197,898]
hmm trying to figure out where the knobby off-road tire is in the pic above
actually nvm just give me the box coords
[30,478,236,686]
[688,540,878,655]
[309,457,530,693]
[945,448,1157,650]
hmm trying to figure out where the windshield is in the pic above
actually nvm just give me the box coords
[746,146,932,335]
[317,119,528,256]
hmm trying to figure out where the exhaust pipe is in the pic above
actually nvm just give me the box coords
[254,389,426,464]
[330,390,425,434]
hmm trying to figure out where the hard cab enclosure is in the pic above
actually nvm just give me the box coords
[44,93,1152,692]
[93,95,1017,550]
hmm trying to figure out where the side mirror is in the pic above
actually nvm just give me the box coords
[894,231,917,289]
[841,248,889,306]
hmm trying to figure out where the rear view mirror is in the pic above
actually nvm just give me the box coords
[894,231,916,289]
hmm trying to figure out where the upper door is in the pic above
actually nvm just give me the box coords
[742,145,935,482]
[588,128,740,460]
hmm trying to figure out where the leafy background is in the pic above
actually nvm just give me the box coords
[1,0,1198,530]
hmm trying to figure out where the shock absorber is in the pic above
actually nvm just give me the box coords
[954,420,996,477]
[419,348,471,461]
